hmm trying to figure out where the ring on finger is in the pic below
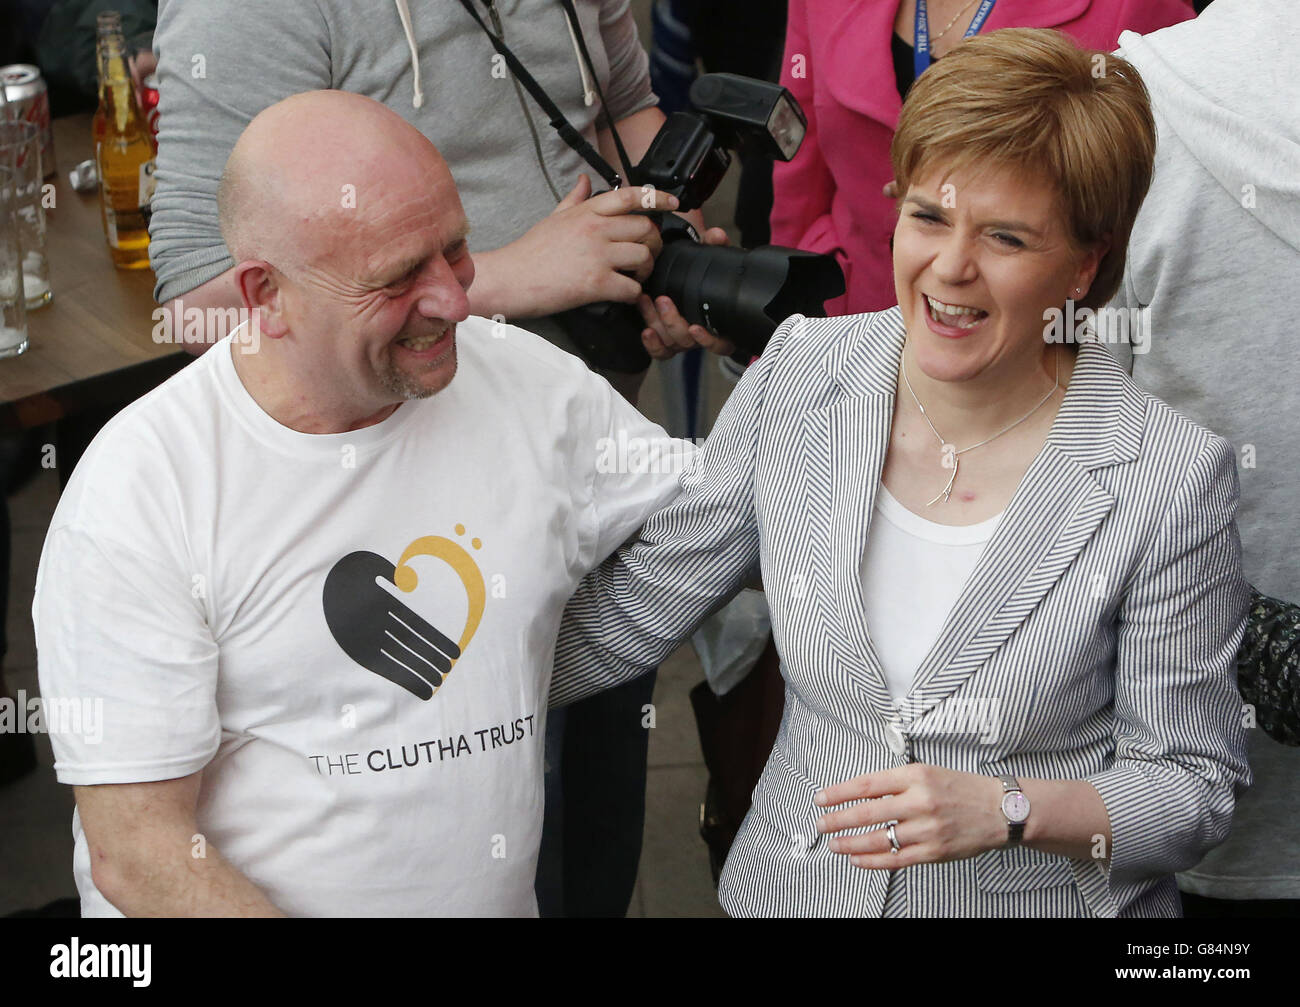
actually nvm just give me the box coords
[887,821,901,855]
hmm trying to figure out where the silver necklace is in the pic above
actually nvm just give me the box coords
[901,348,1061,506]
[930,0,980,44]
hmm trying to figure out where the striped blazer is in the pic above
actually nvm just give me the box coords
[552,307,1251,917]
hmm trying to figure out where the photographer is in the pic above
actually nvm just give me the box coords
[149,0,733,392]
[146,0,732,918]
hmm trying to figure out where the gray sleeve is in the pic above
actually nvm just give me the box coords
[597,0,658,122]
[149,0,333,303]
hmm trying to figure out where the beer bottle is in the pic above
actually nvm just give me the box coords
[96,30,155,270]
[91,11,123,156]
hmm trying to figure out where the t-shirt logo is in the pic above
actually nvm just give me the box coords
[322,527,486,700]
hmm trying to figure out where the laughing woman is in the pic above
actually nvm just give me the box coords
[551,28,1250,917]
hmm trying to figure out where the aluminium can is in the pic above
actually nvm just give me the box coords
[1,64,56,178]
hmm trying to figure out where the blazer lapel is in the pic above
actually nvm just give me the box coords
[800,311,906,710]
[905,443,1114,710]
[823,1,904,128]
[905,343,1145,713]
[986,0,1094,31]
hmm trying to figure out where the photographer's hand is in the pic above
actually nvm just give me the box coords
[466,174,678,319]
[637,226,737,360]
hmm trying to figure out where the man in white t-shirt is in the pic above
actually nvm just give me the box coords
[32,90,690,916]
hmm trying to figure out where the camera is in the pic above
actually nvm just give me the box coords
[555,74,845,372]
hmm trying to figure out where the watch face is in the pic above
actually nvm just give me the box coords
[1002,792,1030,823]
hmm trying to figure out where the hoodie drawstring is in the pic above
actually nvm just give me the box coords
[563,9,596,107]
[396,3,596,128]
[394,0,425,108]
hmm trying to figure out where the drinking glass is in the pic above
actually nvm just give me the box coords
[0,120,49,310]
[0,153,28,358]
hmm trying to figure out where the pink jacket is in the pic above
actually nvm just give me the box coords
[771,0,1196,316]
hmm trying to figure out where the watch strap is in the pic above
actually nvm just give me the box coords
[999,774,1026,846]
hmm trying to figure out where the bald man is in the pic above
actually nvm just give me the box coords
[33,92,691,917]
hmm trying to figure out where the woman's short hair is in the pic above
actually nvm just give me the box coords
[891,28,1156,309]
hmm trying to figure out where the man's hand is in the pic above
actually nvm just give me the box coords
[468,174,679,319]
[128,49,158,101]
[637,226,736,360]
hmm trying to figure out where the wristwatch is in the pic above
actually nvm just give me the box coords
[998,774,1030,846]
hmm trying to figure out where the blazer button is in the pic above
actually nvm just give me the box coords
[884,722,906,757]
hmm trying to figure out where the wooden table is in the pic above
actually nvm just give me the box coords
[0,114,187,431]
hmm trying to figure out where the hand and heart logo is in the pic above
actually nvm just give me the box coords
[322,526,486,701]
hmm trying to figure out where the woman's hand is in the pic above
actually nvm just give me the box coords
[815,764,1007,869]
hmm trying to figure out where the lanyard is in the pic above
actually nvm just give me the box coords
[914,0,997,79]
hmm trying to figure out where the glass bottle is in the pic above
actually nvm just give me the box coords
[91,11,123,156]
[96,29,155,269]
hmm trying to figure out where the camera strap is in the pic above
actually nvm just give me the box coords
[455,0,627,190]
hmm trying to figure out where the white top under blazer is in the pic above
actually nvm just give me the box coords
[553,307,1251,918]
[861,483,1003,702]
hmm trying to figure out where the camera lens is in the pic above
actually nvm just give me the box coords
[645,237,844,358]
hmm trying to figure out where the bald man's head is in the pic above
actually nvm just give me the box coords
[217,90,456,270]
[217,89,474,425]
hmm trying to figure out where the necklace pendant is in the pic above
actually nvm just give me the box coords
[939,443,957,469]
[927,454,959,507]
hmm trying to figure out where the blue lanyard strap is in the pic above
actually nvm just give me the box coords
[914,0,997,80]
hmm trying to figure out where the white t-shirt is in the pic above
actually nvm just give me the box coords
[861,484,1003,702]
[33,316,688,917]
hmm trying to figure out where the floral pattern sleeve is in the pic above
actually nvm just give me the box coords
[1237,588,1300,747]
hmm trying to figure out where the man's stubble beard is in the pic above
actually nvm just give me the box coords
[377,341,458,400]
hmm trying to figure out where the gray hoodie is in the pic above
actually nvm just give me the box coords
[149,0,656,304]
[1111,0,1300,901]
